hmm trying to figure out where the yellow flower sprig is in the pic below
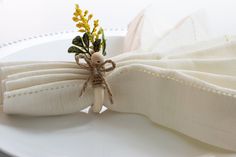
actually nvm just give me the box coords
[72,4,102,43]
[68,4,107,56]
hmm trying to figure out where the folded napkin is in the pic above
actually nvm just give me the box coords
[1,8,236,151]
[0,62,92,115]
[124,7,208,53]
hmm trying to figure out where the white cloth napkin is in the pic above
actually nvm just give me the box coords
[1,9,236,151]
[124,7,208,53]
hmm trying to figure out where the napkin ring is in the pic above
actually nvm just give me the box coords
[75,53,116,112]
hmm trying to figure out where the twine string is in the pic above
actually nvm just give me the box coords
[75,54,116,104]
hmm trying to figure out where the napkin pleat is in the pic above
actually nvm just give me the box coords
[3,79,93,115]
[5,73,88,91]
[6,68,89,80]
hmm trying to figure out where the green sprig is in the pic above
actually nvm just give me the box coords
[68,4,107,57]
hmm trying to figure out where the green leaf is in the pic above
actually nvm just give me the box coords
[83,33,90,48]
[93,39,101,52]
[72,36,83,47]
[102,40,106,56]
[101,28,106,56]
[68,46,86,54]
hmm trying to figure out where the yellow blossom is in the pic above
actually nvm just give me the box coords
[79,29,86,32]
[69,4,106,56]
[72,17,79,22]
[84,10,88,16]
[76,7,82,15]
[76,22,84,28]
[72,4,102,42]
[88,14,93,21]
[74,12,79,17]
[75,4,79,9]
[94,19,99,27]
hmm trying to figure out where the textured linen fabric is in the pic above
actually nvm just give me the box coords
[105,36,236,151]
[0,9,236,151]
[123,8,208,53]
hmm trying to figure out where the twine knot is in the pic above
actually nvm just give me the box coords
[75,52,116,104]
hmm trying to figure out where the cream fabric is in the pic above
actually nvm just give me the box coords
[0,62,92,115]
[0,9,236,151]
[106,36,236,151]
[124,8,208,53]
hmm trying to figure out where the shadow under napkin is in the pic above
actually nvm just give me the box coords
[0,111,93,133]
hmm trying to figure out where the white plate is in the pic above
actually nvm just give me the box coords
[0,32,235,157]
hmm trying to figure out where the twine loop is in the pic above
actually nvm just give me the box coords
[75,54,116,104]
